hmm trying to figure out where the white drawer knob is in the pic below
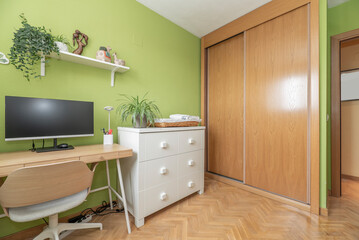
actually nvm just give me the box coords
[188,160,195,166]
[160,167,168,175]
[160,141,168,149]
[188,181,195,188]
[160,192,168,201]
[188,138,195,144]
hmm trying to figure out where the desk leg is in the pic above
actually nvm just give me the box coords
[116,158,131,234]
[105,161,113,209]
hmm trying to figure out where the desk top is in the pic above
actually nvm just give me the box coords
[0,144,132,176]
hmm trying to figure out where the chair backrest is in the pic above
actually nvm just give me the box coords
[0,161,94,208]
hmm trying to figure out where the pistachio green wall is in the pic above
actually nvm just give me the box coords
[0,0,200,237]
[327,0,359,191]
[320,0,328,209]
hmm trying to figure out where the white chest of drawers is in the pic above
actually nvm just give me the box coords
[118,126,205,227]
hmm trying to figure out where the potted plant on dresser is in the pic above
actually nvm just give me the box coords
[116,93,161,128]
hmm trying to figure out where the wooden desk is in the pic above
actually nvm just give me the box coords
[0,144,133,233]
[0,144,132,177]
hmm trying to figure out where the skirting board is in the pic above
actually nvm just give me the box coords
[205,172,311,213]
[342,174,359,182]
[320,207,329,216]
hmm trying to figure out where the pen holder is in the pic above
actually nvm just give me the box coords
[103,135,113,145]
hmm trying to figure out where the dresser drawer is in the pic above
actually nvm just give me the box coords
[144,155,177,189]
[178,151,203,176]
[144,180,178,216]
[178,131,204,153]
[145,132,178,160]
[178,172,202,199]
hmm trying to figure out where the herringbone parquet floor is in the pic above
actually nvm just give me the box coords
[342,178,359,201]
[66,178,359,240]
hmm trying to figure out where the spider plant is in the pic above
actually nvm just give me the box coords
[116,93,161,128]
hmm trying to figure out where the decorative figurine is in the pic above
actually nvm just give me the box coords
[113,52,125,66]
[72,30,88,55]
[0,52,9,64]
[96,46,112,62]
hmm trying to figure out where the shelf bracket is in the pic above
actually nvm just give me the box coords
[111,67,121,87]
[41,56,45,77]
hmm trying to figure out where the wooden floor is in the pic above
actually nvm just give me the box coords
[18,178,359,240]
[342,177,359,201]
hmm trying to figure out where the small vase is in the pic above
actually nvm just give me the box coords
[134,115,148,128]
[55,41,69,52]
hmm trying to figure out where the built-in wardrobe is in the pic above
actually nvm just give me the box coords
[204,0,319,212]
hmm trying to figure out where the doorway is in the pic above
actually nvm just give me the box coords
[331,28,359,201]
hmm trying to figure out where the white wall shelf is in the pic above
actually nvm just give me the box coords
[41,51,130,87]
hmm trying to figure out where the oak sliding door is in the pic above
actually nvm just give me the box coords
[245,5,309,203]
[207,34,244,181]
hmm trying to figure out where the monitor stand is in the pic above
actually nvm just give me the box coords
[36,139,74,153]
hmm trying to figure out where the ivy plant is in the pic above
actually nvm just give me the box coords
[9,14,59,81]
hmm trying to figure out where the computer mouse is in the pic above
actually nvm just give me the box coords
[58,143,69,148]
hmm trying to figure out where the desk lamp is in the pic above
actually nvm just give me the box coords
[104,106,114,131]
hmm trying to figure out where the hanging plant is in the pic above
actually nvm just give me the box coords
[9,14,59,81]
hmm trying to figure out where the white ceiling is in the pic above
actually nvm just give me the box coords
[136,0,272,37]
[328,0,350,8]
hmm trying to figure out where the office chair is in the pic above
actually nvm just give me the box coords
[0,161,102,240]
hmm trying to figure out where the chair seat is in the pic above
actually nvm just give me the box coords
[8,190,88,222]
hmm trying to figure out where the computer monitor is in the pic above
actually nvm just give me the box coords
[5,96,94,151]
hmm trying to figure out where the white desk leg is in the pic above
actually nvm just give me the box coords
[105,160,113,209]
[116,158,131,234]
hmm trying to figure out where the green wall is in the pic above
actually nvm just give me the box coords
[327,0,359,191]
[0,0,200,237]
[320,0,328,209]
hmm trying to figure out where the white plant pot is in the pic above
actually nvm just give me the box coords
[55,41,69,52]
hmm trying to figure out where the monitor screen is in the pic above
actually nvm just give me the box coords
[5,96,94,141]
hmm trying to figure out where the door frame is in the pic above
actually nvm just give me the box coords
[201,0,320,214]
[331,28,359,197]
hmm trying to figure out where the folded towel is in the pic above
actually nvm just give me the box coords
[188,116,200,121]
[155,118,201,123]
[155,118,177,123]
[170,114,200,121]
[169,114,189,120]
